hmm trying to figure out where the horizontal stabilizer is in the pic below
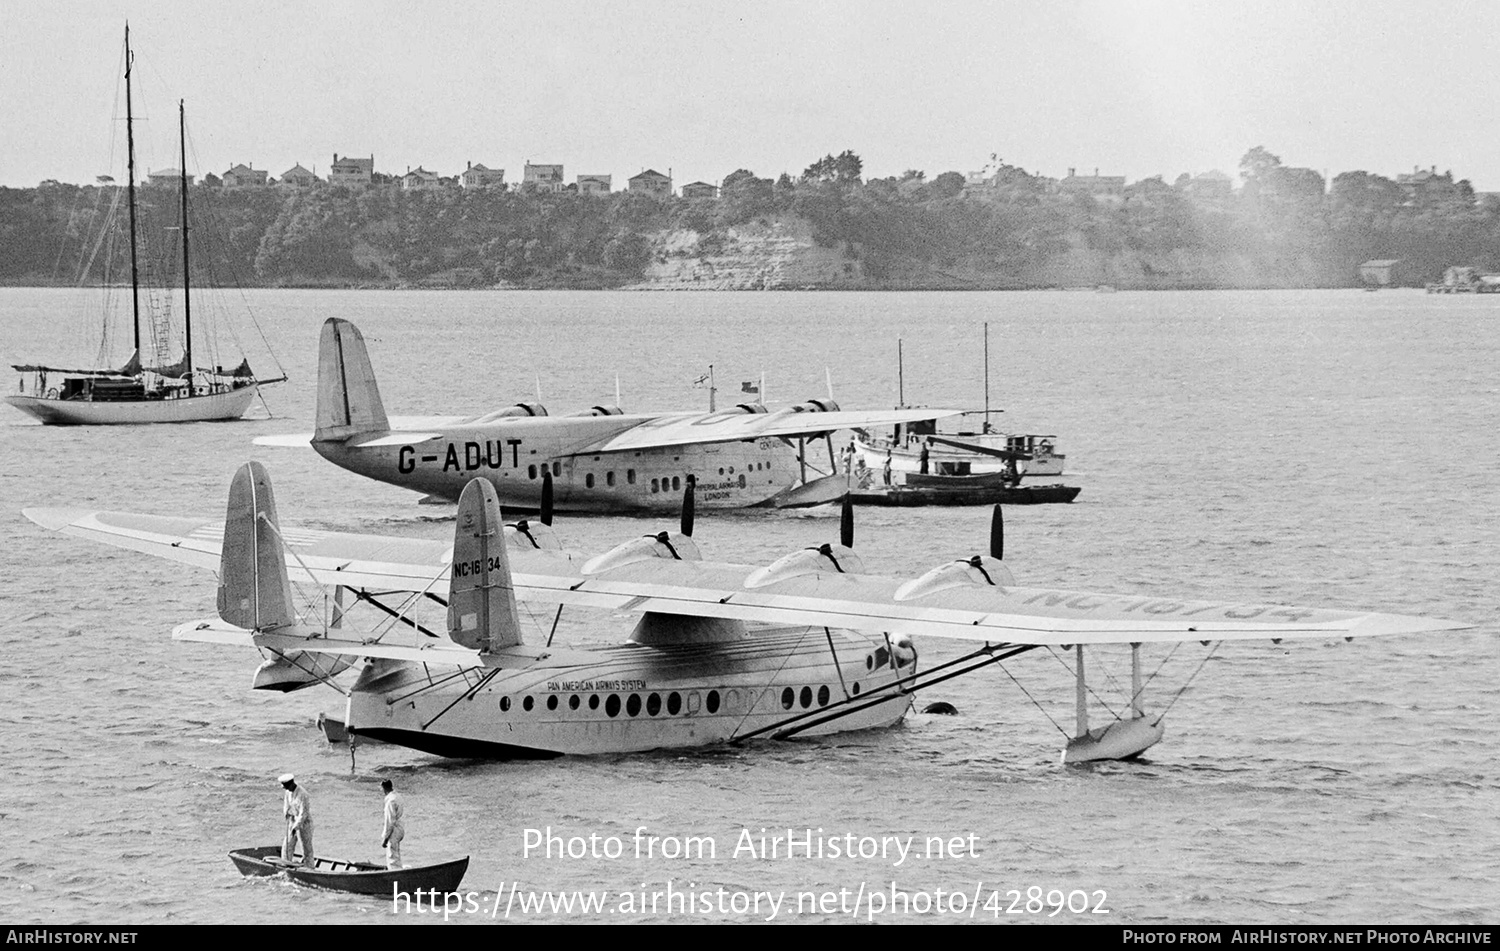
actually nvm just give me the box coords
[348,431,442,448]
[253,432,314,448]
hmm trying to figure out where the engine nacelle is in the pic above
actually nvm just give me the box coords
[744,543,864,588]
[581,531,702,574]
[472,402,548,424]
[790,398,840,413]
[728,402,768,415]
[894,555,1014,602]
[570,405,624,417]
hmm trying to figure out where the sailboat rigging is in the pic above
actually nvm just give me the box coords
[6,25,285,425]
[852,323,1068,481]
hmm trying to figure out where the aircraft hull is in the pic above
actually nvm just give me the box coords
[315,429,809,512]
[344,626,915,758]
[6,384,260,425]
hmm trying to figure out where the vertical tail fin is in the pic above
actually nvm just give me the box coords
[315,318,389,440]
[218,461,296,631]
[448,478,523,652]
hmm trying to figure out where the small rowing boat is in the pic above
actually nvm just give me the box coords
[228,846,469,896]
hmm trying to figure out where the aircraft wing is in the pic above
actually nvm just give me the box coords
[538,559,1468,645]
[174,618,484,666]
[26,507,1468,648]
[576,407,963,454]
[22,507,515,592]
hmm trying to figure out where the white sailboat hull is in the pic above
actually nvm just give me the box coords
[6,384,260,425]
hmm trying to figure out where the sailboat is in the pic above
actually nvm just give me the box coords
[6,26,284,425]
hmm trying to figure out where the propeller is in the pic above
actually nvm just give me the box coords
[840,493,854,549]
[541,469,554,526]
[681,474,695,537]
[990,503,1003,560]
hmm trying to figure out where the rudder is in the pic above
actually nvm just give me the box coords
[448,478,523,652]
[218,461,296,631]
[315,318,389,440]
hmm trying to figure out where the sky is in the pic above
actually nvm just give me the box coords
[3,0,1498,191]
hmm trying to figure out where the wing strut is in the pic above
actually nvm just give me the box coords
[822,627,852,700]
[352,588,443,639]
[1060,641,1183,765]
[422,668,503,731]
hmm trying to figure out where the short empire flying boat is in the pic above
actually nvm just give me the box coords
[256,318,958,512]
[26,464,1469,763]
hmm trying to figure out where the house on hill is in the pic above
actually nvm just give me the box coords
[279,164,318,188]
[576,173,612,195]
[1397,165,1460,204]
[223,163,267,188]
[1178,169,1233,207]
[680,181,719,200]
[460,162,506,189]
[402,166,442,191]
[629,168,672,198]
[1057,167,1126,203]
[523,163,566,193]
[329,153,374,189]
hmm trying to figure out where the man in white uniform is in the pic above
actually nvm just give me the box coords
[381,779,405,869]
[280,773,314,867]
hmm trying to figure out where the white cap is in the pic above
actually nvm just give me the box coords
[278,773,295,785]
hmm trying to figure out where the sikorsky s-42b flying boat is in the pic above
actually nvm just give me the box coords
[26,463,1469,763]
[255,317,957,512]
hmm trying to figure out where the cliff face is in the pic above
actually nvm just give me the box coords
[5,180,1468,291]
[625,218,1338,291]
[627,216,865,290]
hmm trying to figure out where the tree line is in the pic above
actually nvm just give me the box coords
[3,147,1498,289]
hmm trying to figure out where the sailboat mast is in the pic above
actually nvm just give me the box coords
[178,100,193,385]
[897,337,904,407]
[123,24,142,362]
[983,322,990,420]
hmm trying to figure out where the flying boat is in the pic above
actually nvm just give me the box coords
[255,318,956,512]
[24,463,1469,763]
